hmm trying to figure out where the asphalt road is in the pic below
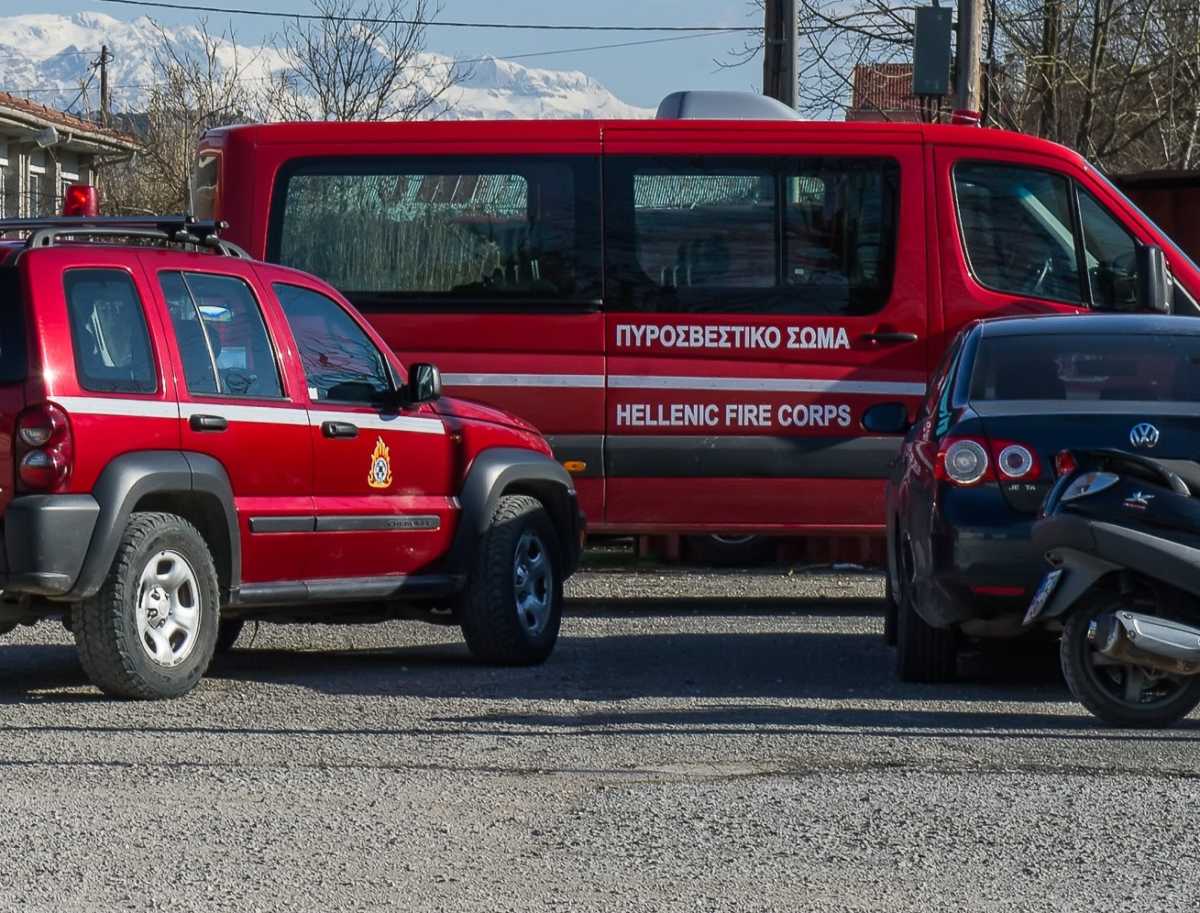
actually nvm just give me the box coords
[1,565,1198,913]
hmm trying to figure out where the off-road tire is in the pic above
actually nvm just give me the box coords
[75,512,220,699]
[896,586,958,683]
[460,494,563,665]
[1060,592,1200,728]
[215,619,245,654]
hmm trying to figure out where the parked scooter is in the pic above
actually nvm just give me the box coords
[1028,449,1200,727]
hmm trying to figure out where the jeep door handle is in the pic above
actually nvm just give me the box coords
[189,413,228,432]
[862,331,920,345]
[321,421,359,439]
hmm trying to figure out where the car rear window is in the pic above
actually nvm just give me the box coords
[969,333,1200,402]
[0,267,27,384]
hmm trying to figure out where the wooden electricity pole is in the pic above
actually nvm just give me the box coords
[99,45,111,126]
[763,0,797,108]
[954,0,984,119]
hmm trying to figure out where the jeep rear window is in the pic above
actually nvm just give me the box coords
[0,267,27,384]
[969,333,1200,402]
[64,269,156,394]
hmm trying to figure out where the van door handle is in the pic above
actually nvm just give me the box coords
[862,331,919,345]
[321,421,359,439]
[189,414,228,432]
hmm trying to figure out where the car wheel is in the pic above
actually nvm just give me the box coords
[460,494,563,665]
[883,572,898,647]
[1060,591,1200,728]
[685,534,775,566]
[215,619,245,654]
[895,535,957,682]
[75,512,220,699]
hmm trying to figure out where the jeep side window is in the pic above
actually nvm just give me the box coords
[273,283,393,404]
[160,272,283,399]
[64,268,156,394]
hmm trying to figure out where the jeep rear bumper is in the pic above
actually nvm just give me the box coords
[2,495,99,596]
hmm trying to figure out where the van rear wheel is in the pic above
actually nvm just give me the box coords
[74,512,220,699]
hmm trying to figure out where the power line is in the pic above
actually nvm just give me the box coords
[95,0,758,32]
[0,29,738,97]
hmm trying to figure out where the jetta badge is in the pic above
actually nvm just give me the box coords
[1130,422,1160,449]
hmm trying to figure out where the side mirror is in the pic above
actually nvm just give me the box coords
[407,362,442,404]
[1134,245,1171,314]
[862,401,911,434]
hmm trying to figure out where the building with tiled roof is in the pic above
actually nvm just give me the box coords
[0,91,139,218]
[845,63,924,123]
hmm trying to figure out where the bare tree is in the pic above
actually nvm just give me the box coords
[265,0,462,122]
[99,20,259,214]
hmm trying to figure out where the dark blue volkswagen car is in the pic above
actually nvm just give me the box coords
[872,314,1200,682]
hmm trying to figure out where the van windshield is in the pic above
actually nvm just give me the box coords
[970,332,1200,402]
[1094,169,1200,276]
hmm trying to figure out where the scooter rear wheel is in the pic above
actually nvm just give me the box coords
[1061,591,1200,728]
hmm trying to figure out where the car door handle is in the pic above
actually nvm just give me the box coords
[189,413,228,432]
[321,421,359,439]
[862,331,920,345]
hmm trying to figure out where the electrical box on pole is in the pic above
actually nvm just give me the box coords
[763,0,797,109]
[912,6,952,98]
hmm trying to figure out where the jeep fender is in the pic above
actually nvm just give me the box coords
[67,451,241,601]
[449,448,582,576]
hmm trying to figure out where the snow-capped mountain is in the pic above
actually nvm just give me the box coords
[0,11,653,120]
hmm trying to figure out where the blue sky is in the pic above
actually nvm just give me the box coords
[31,0,765,108]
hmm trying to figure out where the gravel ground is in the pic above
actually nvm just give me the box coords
[1,565,1198,912]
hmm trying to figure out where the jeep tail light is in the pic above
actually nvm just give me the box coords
[63,183,99,217]
[936,437,991,486]
[991,440,1041,481]
[15,403,72,491]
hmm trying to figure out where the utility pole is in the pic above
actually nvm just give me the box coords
[954,0,984,121]
[763,0,797,109]
[99,45,110,127]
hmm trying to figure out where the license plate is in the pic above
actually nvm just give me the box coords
[1023,569,1064,625]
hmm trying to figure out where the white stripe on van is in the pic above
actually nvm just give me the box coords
[443,373,605,389]
[607,375,927,397]
[308,410,445,436]
[52,396,180,420]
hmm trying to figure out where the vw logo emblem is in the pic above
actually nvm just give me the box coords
[1130,422,1160,449]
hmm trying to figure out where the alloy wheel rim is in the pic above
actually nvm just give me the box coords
[513,530,553,636]
[135,549,202,668]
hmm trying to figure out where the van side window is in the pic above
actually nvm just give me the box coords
[1078,191,1138,310]
[273,283,393,405]
[63,269,156,394]
[953,163,1083,304]
[160,272,283,399]
[605,156,898,315]
[271,157,601,306]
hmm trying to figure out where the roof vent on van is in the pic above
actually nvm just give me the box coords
[655,91,802,121]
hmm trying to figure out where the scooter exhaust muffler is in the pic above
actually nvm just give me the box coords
[1089,611,1200,676]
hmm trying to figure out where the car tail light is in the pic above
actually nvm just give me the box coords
[936,437,991,486]
[991,440,1041,481]
[1055,450,1078,476]
[15,403,72,491]
[62,183,99,217]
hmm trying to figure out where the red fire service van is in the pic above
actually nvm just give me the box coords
[191,91,1200,557]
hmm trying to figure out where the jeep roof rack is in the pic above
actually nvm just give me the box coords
[0,215,250,259]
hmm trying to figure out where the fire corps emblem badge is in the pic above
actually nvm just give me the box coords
[367,436,393,489]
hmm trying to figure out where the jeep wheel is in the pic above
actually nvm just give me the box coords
[215,619,245,654]
[75,512,220,699]
[460,494,563,665]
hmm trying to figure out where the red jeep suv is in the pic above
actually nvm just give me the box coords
[0,217,583,699]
